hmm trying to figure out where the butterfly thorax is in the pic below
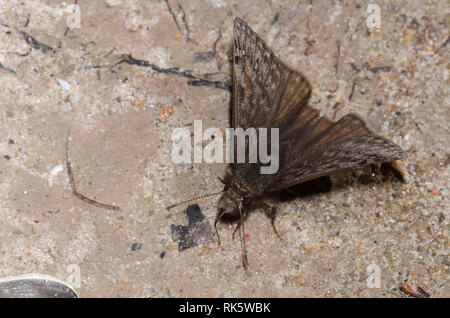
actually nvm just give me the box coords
[218,171,255,218]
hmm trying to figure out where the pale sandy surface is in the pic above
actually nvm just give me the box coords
[0,0,448,297]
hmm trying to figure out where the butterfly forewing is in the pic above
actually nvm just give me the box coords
[231,18,405,194]
[233,18,312,130]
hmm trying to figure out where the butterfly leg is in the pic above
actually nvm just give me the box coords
[262,200,282,240]
[239,225,249,269]
[237,203,249,269]
[231,209,249,240]
[217,176,226,184]
[214,209,226,246]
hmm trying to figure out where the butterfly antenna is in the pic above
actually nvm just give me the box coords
[166,190,224,210]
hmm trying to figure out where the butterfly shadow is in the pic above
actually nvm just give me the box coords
[263,162,404,208]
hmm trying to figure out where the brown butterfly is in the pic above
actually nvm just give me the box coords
[214,18,405,267]
[168,18,406,268]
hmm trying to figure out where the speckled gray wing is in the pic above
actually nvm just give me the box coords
[231,17,313,184]
[267,113,406,191]
[231,18,405,193]
[232,17,311,130]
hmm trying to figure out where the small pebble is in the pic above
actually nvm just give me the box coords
[158,106,174,122]
[193,51,215,62]
[186,204,204,225]
[131,242,142,251]
[20,221,34,236]
[367,110,384,131]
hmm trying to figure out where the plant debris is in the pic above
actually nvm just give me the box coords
[0,62,16,74]
[65,135,120,211]
[399,284,430,298]
[19,30,55,53]
[368,66,392,73]
[187,79,231,91]
[115,54,230,91]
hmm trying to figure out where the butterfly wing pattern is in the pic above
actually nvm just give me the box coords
[232,18,312,130]
[231,18,405,193]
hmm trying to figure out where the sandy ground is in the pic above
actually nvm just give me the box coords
[0,0,448,297]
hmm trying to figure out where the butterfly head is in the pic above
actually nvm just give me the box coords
[216,172,253,221]
[217,187,243,220]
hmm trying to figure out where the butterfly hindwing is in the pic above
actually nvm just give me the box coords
[269,114,406,190]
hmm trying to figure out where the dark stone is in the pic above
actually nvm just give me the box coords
[170,204,214,251]
[131,242,141,251]
[186,204,204,225]
[193,51,215,62]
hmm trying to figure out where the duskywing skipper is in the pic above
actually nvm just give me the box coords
[217,18,406,267]
[170,18,406,268]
